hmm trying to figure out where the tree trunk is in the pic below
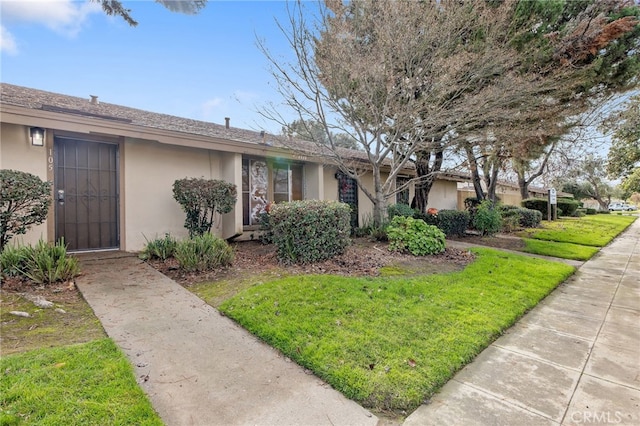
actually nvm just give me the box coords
[518,171,529,200]
[412,144,443,213]
[486,165,499,203]
[464,144,485,201]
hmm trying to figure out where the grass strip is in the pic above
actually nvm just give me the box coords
[0,338,162,426]
[220,248,574,413]
[523,238,600,260]
[527,215,635,247]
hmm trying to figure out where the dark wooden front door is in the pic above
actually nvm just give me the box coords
[54,137,119,251]
[337,173,359,229]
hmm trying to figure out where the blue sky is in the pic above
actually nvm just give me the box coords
[1,0,304,133]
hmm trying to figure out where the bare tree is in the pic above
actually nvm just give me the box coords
[260,0,638,222]
[260,0,548,223]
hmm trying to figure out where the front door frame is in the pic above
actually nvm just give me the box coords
[52,131,123,252]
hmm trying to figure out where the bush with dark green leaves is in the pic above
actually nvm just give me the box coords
[500,207,521,232]
[435,209,470,237]
[269,200,351,264]
[521,198,548,216]
[387,203,416,220]
[412,211,438,227]
[559,198,581,217]
[0,169,52,250]
[499,205,542,229]
[473,201,502,236]
[387,216,445,256]
[586,208,597,215]
[518,208,542,228]
[173,233,234,272]
[173,178,237,238]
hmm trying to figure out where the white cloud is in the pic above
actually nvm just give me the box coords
[1,0,101,38]
[234,90,259,103]
[0,25,18,54]
[201,97,225,119]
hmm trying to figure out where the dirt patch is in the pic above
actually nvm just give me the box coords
[0,279,105,355]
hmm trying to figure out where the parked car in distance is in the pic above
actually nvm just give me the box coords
[608,202,637,211]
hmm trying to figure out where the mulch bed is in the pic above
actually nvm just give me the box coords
[149,238,476,287]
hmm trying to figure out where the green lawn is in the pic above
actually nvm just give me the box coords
[219,248,575,413]
[523,238,600,260]
[0,339,162,426]
[525,215,636,247]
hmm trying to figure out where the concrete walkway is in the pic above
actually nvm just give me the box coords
[75,254,377,426]
[405,218,640,426]
[76,219,639,426]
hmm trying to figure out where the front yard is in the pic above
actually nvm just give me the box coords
[0,213,635,423]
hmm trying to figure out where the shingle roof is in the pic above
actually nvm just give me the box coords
[0,82,272,145]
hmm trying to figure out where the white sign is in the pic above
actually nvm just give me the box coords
[549,188,557,205]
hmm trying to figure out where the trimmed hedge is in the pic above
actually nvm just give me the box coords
[558,198,581,216]
[270,200,351,264]
[413,210,469,237]
[521,198,547,216]
[435,210,470,237]
[522,197,580,217]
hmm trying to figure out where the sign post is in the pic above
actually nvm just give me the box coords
[548,188,557,221]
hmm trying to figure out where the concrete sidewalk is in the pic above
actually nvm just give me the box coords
[75,254,377,426]
[405,218,640,426]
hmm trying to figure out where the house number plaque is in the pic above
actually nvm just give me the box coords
[48,148,54,172]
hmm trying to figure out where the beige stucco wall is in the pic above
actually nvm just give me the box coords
[123,138,233,251]
[427,180,460,211]
[322,166,422,226]
[457,187,524,209]
[0,123,50,247]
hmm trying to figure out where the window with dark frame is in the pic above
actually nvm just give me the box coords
[396,177,410,205]
[242,158,304,226]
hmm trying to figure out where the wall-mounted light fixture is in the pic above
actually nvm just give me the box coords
[30,127,45,146]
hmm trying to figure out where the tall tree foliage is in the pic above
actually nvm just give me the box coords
[463,0,640,202]
[94,0,207,26]
[604,94,640,179]
[262,0,638,222]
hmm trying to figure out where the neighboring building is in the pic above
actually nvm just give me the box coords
[457,181,572,209]
[1,83,463,252]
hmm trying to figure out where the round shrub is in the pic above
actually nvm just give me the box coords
[473,200,502,236]
[387,216,445,256]
[270,200,351,264]
[521,198,547,216]
[173,178,237,238]
[518,208,542,228]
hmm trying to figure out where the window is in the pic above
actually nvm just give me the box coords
[396,177,410,205]
[242,158,304,226]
